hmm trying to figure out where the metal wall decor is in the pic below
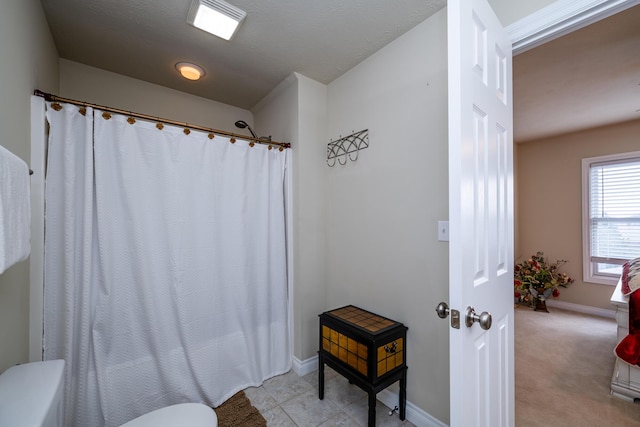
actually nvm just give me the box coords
[327,129,369,167]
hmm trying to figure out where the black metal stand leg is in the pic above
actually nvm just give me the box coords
[399,370,407,420]
[318,353,325,400]
[368,392,376,427]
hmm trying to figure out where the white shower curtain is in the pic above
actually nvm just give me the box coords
[43,102,290,427]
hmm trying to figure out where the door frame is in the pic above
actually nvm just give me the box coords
[507,0,639,55]
[444,0,638,425]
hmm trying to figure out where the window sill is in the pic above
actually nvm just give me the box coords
[583,275,619,286]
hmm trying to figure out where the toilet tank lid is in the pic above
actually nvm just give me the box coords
[120,403,217,427]
[0,360,65,426]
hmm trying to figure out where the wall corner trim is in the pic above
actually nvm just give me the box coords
[251,73,299,114]
[29,95,46,362]
[292,355,318,377]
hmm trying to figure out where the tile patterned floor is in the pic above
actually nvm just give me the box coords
[243,368,415,427]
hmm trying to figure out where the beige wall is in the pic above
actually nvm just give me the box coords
[59,59,252,132]
[287,74,328,361]
[516,119,640,311]
[325,9,450,423]
[0,0,59,373]
[252,72,328,362]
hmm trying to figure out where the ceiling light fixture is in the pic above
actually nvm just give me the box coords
[175,62,205,81]
[187,0,247,41]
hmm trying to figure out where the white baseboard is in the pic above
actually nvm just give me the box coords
[377,389,447,427]
[292,355,318,377]
[292,355,445,427]
[544,299,616,319]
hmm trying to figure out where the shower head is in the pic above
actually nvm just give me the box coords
[234,120,257,138]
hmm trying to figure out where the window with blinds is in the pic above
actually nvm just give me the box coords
[582,151,640,285]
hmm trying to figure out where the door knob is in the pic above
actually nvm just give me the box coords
[465,306,492,330]
[435,302,450,319]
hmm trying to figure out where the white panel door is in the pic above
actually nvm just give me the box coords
[447,0,514,426]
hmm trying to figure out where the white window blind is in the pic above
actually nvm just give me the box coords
[585,155,640,283]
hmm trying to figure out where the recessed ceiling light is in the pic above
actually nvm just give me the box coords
[175,62,205,81]
[187,0,247,41]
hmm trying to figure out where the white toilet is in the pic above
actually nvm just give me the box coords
[119,403,217,427]
[0,360,65,427]
[0,360,218,427]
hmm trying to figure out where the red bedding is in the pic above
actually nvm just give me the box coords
[615,288,640,366]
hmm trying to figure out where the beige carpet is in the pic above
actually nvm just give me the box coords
[515,305,640,426]
[213,390,266,427]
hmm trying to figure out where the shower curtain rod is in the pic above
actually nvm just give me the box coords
[34,90,291,149]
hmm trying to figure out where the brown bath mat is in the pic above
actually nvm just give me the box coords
[214,390,266,427]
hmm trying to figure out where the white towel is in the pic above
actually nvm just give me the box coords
[0,144,30,275]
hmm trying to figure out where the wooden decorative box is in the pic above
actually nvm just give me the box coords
[318,305,408,427]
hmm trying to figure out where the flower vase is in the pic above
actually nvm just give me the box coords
[533,287,550,312]
[534,297,549,312]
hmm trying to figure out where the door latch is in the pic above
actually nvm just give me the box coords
[435,302,460,329]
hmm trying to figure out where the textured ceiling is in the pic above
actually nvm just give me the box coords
[513,4,640,142]
[39,1,640,141]
[40,0,446,110]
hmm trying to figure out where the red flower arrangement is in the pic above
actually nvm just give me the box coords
[514,251,574,304]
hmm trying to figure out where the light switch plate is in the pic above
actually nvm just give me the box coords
[438,220,449,242]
